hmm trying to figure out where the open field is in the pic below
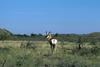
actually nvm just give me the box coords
[0,41,100,67]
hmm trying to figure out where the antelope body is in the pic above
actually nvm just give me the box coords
[46,32,57,54]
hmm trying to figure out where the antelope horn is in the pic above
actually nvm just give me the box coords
[45,31,48,35]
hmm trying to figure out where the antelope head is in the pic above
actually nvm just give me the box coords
[45,32,52,40]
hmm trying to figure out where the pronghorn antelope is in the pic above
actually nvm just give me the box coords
[46,32,58,54]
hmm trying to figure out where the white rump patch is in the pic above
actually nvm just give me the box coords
[51,39,57,44]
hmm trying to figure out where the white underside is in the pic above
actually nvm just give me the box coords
[51,39,57,44]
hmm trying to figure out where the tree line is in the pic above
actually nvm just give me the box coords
[0,28,100,42]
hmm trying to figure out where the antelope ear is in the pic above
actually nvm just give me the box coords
[48,32,51,34]
[45,31,48,35]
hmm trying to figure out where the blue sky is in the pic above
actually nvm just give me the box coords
[0,0,100,34]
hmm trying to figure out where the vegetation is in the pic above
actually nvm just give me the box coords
[0,28,100,67]
[0,28,12,40]
[0,28,100,42]
[0,41,100,67]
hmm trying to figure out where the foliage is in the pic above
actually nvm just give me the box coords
[0,28,12,40]
[0,28,100,43]
[0,41,100,67]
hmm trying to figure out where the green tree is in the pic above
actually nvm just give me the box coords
[77,36,84,50]
[0,28,12,40]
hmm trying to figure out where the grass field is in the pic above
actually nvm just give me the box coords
[0,41,100,67]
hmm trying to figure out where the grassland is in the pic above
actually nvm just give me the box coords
[0,41,100,67]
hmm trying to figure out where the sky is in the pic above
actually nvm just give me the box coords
[0,0,100,34]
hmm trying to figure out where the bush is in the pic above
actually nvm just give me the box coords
[71,46,100,56]
[20,41,37,49]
